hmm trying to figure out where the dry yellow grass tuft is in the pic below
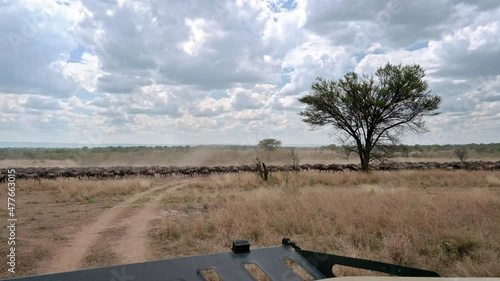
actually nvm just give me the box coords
[184,173,265,190]
[19,178,152,202]
[244,263,271,281]
[184,170,500,191]
[150,170,500,277]
[4,170,499,278]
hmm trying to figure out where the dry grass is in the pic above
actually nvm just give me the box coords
[184,173,265,190]
[284,258,314,281]
[244,263,271,281]
[149,170,500,277]
[0,177,161,279]
[185,170,500,190]
[81,244,120,269]
[2,170,499,279]
[81,225,127,269]
[200,269,222,281]
[0,188,125,279]
[19,178,152,202]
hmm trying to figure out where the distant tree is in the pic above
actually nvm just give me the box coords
[323,144,337,150]
[288,148,300,171]
[370,144,397,164]
[454,148,468,162]
[341,145,357,161]
[298,63,441,171]
[319,144,337,155]
[258,138,282,150]
[474,144,487,154]
[400,145,410,157]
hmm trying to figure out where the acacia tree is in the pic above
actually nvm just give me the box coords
[288,148,300,171]
[341,144,357,161]
[454,148,468,162]
[298,63,441,171]
[258,138,282,150]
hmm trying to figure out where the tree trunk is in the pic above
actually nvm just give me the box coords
[355,139,371,172]
[262,163,269,181]
[360,150,371,171]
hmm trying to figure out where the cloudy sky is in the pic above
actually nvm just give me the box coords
[1,0,499,147]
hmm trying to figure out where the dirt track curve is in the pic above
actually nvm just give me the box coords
[44,179,198,273]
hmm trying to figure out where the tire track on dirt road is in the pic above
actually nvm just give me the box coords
[113,180,195,264]
[44,179,198,273]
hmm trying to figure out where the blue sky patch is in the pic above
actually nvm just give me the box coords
[67,45,92,63]
[407,41,429,51]
[353,53,366,64]
[269,0,297,13]
[210,90,228,100]
[370,48,386,55]
[56,0,71,6]
[73,87,98,101]
[278,66,294,88]
[282,0,297,11]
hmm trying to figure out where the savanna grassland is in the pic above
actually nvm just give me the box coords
[1,143,500,167]
[1,168,499,279]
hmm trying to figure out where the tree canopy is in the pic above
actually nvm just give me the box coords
[258,138,282,150]
[298,63,441,171]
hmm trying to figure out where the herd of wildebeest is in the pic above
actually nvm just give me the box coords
[1,160,500,182]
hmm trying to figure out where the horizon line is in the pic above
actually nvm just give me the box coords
[0,141,499,149]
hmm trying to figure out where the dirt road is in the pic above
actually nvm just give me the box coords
[43,179,197,273]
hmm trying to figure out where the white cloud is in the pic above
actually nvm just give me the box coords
[178,18,224,56]
[281,34,355,95]
[1,0,500,145]
[55,52,102,92]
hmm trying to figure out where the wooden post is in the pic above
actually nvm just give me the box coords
[262,163,269,181]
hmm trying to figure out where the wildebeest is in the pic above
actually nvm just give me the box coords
[6,160,500,181]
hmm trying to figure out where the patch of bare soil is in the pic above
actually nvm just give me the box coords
[41,178,201,274]
[42,182,174,273]
[114,182,194,264]
[0,189,120,279]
